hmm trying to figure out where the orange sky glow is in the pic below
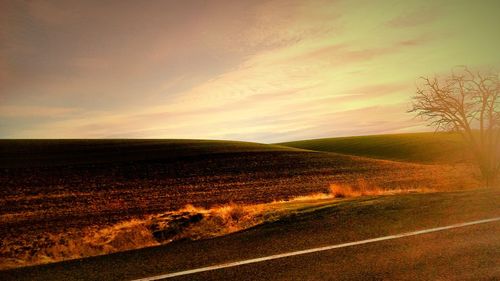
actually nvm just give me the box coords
[1,0,499,142]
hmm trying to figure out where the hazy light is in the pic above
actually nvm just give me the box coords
[1,0,499,142]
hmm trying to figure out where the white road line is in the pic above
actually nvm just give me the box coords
[132,216,500,281]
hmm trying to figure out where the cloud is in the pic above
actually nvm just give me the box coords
[71,57,110,71]
[26,1,77,26]
[386,5,442,28]
[0,105,78,118]
[2,0,499,141]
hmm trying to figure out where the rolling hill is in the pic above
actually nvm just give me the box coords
[1,138,474,233]
[0,138,477,269]
[278,132,470,164]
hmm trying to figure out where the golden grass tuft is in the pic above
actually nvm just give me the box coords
[272,192,333,203]
[329,178,434,198]
[8,220,160,268]
[171,203,269,240]
[0,203,273,270]
[84,219,157,251]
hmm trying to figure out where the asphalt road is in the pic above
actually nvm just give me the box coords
[2,189,499,281]
[164,221,500,281]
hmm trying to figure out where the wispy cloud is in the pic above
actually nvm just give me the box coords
[386,4,442,28]
[1,0,499,141]
[0,105,78,118]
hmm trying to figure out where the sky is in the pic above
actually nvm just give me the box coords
[1,0,499,142]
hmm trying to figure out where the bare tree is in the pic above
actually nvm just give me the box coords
[410,67,500,187]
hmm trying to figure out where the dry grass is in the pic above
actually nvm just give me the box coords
[329,179,435,198]
[171,203,270,240]
[272,192,333,203]
[1,163,478,271]
[0,219,159,269]
[1,190,357,269]
[0,162,479,270]
[0,202,278,270]
[0,180,442,270]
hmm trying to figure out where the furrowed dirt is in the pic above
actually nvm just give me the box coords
[0,140,478,269]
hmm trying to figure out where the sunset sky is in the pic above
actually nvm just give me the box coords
[1,0,499,142]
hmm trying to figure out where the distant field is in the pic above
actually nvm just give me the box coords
[0,139,299,168]
[0,138,477,269]
[278,132,470,163]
